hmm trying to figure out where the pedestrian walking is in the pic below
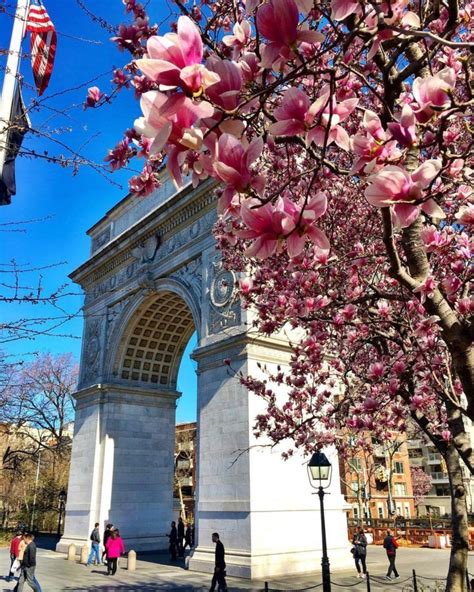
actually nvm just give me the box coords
[102,523,113,565]
[14,533,42,592]
[351,527,368,579]
[105,529,125,576]
[177,517,185,558]
[86,522,101,566]
[184,523,193,551]
[7,530,22,581]
[209,532,228,592]
[168,521,178,561]
[383,529,400,580]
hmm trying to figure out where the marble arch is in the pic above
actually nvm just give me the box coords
[57,175,350,578]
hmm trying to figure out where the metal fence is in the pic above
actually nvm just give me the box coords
[262,569,472,592]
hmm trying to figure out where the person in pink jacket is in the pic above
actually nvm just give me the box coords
[105,529,125,576]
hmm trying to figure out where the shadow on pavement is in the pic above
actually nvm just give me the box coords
[62,586,203,591]
[136,550,189,570]
[35,534,60,550]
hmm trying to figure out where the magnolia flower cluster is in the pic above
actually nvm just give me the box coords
[106,5,471,251]
[103,0,473,459]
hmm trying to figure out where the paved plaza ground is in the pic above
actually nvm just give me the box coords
[1,545,474,592]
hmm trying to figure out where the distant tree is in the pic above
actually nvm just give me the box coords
[174,427,195,522]
[0,353,77,529]
[411,467,433,517]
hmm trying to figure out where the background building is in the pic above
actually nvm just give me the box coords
[174,422,196,521]
[340,435,416,521]
[407,434,474,516]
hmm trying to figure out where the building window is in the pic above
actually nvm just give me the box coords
[353,506,359,519]
[394,461,404,474]
[404,505,410,518]
[351,481,360,493]
[394,483,407,496]
[377,506,384,519]
[350,458,362,472]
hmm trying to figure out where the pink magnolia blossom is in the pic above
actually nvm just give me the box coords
[456,298,474,315]
[256,0,324,68]
[421,225,450,252]
[222,20,251,53]
[134,91,213,155]
[104,138,132,171]
[213,134,265,213]
[205,58,242,111]
[366,4,421,60]
[239,193,328,259]
[330,0,360,20]
[84,86,104,109]
[387,104,417,147]
[365,160,444,227]
[308,90,358,151]
[414,276,437,303]
[270,87,358,151]
[412,67,456,121]
[455,203,474,225]
[239,278,253,294]
[129,163,160,196]
[277,192,330,258]
[268,87,316,142]
[351,110,399,172]
[135,16,220,95]
[442,276,462,296]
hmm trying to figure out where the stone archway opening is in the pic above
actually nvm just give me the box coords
[110,290,199,543]
[116,291,196,388]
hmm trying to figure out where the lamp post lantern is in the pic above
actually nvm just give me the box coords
[308,451,332,592]
[57,489,67,536]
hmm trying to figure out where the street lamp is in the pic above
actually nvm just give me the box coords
[57,489,67,536]
[308,451,332,592]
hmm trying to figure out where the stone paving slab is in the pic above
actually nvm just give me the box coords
[1,546,473,592]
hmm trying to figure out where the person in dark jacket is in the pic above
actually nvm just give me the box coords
[177,517,185,558]
[351,527,368,578]
[383,529,400,580]
[184,523,193,551]
[168,521,178,561]
[102,523,113,564]
[87,522,101,566]
[209,532,228,592]
[14,533,41,592]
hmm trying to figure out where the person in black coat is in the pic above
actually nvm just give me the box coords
[209,532,228,592]
[168,521,178,561]
[177,517,185,558]
[184,523,193,551]
[102,523,113,564]
[383,529,400,580]
[351,527,368,578]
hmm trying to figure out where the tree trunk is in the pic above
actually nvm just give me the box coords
[177,480,186,521]
[445,444,469,592]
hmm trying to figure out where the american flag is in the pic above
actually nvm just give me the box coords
[25,0,57,96]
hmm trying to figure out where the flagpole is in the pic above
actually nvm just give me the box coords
[0,0,31,175]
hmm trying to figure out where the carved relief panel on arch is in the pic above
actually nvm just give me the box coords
[79,315,105,388]
[208,256,242,336]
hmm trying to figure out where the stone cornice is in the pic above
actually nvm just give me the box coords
[192,332,294,370]
[73,382,181,410]
[70,179,217,288]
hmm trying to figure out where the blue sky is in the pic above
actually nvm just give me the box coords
[0,0,197,422]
